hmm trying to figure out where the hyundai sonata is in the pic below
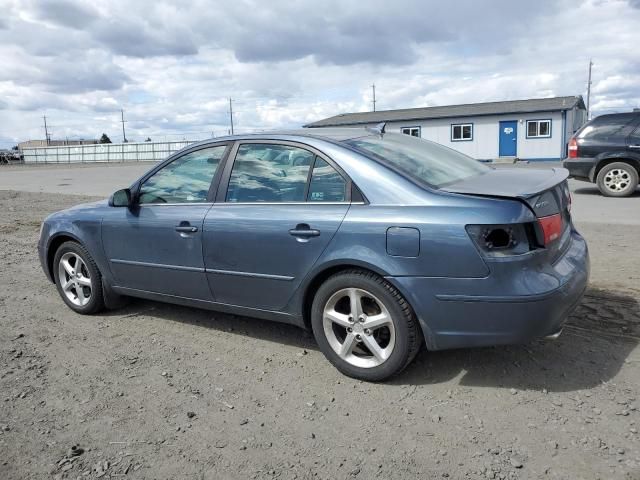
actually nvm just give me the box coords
[39,126,589,381]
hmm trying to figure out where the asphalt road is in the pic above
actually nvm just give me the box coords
[0,161,638,225]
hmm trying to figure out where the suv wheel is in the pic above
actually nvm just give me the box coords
[596,162,639,197]
[311,269,421,381]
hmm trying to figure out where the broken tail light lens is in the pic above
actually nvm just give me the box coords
[466,224,536,257]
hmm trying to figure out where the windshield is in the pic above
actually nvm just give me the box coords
[345,133,488,188]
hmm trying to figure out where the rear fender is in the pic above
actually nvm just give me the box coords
[592,155,640,182]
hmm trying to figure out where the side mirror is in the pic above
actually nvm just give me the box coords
[109,188,133,207]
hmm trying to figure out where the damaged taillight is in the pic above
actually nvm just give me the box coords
[466,223,536,257]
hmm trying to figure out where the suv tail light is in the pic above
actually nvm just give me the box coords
[568,137,578,158]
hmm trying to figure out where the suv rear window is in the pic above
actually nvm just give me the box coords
[577,114,638,141]
[344,133,488,188]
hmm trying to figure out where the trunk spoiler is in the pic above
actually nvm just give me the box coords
[442,167,569,200]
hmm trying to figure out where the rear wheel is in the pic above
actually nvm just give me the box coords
[53,241,105,314]
[596,162,639,197]
[311,269,421,381]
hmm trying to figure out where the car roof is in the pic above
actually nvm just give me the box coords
[187,128,377,148]
[591,111,640,123]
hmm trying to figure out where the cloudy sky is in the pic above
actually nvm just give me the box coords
[1,0,639,147]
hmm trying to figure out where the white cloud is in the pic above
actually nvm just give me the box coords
[0,0,639,147]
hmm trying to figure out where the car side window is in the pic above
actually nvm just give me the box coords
[138,146,226,204]
[308,158,347,202]
[226,144,314,202]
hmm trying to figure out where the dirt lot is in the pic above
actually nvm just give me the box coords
[1,189,639,480]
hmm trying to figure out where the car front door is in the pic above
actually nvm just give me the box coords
[102,144,229,300]
[203,141,351,311]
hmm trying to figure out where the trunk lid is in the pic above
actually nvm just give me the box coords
[443,167,572,254]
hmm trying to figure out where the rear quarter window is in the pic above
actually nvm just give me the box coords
[578,115,639,142]
[345,133,488,188]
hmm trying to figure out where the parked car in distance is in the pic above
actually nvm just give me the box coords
[0,149,24,165]
[38,126,589,381]
[564,111,640,197]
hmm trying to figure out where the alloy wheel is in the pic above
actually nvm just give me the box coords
[58,252,92,306]
[603,168,632,193]
[322,287,395,368]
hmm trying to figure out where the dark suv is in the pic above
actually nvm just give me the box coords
[563,111,640,197]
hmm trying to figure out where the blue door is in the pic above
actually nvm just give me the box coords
[101,144,228,301]
[499,121,518,157]
[102,204,214,300]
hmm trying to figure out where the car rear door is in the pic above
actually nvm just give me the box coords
[101,144,229,300]
[202,141,351,311]
[625,121,640,155]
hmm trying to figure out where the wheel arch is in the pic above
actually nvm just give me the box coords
[592,157,640,182]
[299,261,429,346]
[46,232,84,282]
[300,261,388,330]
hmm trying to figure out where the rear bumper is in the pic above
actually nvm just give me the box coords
[389,230,590,351]
[563,157,597,181]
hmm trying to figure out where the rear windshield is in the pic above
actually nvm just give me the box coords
[344,133,488,188]
[577,114,639,140]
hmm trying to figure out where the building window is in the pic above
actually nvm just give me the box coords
[401,126,421,137]
[451,123,473,141]
[526,119,551,138]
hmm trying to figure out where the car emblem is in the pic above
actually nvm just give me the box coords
[535,200,549,209]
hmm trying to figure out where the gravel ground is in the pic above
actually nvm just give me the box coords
[0,189,639,480]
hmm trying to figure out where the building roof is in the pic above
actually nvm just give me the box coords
[304,95,586,128]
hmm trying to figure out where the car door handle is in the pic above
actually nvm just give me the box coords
[175,225,198,233]
[289,224,320,238]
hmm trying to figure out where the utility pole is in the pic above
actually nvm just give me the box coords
[121,108,128,143]
[228,98,235,135]
[43,115,50,146]
[371,84,377,112]
[586,59,593,120]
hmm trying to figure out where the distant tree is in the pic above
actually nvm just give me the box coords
[99,133,112,144]
[12,145,18,150]
[145,137,152,142]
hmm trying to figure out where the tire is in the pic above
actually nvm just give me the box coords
[596,162,639,197]
[53,241,105,314]
[311,269,421,381]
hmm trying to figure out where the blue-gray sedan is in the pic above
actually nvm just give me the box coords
[38,127,589,381]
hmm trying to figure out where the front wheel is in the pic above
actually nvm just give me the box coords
[311,270,421,381]
[53,241,105,314]
[596,162,639,197]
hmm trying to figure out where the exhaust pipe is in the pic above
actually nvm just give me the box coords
[544,328,563,340]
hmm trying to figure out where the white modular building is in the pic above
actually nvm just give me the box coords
[305,96,587,161]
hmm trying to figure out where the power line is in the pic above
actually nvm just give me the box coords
[121,108,128,143]
[228,98,234,135]
[586,59,593,120]
[371,83,377,112]
[43,115,50,146]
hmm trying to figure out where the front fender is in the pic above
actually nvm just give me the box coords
[40,211,111,286]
